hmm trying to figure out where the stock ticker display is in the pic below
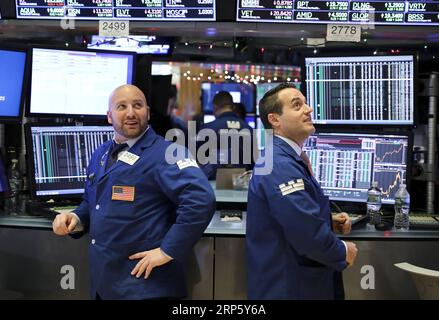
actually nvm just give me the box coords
[305,55,414,125]
[303,132,409,204]
[29,126,113,197]
[237,1,439,25]
[16,0,215,20]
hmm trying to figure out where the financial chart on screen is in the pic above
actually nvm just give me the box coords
[305,55,415,125]
[16,0,216,20]
[27,125,113,198]
[303,132,409,204]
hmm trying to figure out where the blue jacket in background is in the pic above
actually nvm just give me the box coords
[73,128,216,300]
[246,136,347,299]
[198,111,255,179]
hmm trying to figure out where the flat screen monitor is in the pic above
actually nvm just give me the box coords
[256,82,301,115]
[0,153,9,194]
[203,114,215,124]
[304,54,415,125]
[246,115,255,129]
[27,47,135,118]
[201,82,255,114]
[303,132,410,204]
[0,48,27,121]
[87,35,172,55]
[16,0,216,21]
[26,124,114,199]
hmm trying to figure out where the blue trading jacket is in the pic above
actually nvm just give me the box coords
[198,111,255,179]
[73,128,215,300]
[246,136,347,299]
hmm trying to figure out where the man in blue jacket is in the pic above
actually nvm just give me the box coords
[197,91,255,179]
[52,84,216,300]
[246,83,358,299]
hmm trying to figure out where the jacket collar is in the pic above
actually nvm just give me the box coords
[273,135,303,163]
[216,111,239,119]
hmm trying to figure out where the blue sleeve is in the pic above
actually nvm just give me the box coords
[261,161,347,271]
[156,160,216,262]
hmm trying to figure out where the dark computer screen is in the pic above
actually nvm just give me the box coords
[303,132,410,204]
[0,48,27,121]
[0,152,9,194]
[26,124,113,199]
[304,54,415,125]
[201,82,255,114]
[27,47,135,118]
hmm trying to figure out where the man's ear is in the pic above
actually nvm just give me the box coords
[268,113,279,129]
[107,110,112,124]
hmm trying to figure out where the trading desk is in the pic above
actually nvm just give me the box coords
[1,184,439,299]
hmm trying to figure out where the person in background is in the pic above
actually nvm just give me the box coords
[197,91,255,179]
[52,84,215,300]
[246,83,358,299]
[233,102,247,120]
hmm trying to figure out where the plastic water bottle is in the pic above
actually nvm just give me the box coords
[394,183,410,231]
[367,181,382,227]
[5,159,22,215]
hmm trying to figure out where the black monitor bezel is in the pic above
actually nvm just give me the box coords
[25,45,137,120]
[308,127,413,206]
[25,122,114,201]
[0,45,28,123]
[301,51,419,128]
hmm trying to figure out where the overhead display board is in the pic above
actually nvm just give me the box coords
[236,1,439,25]
[16,0,216,21]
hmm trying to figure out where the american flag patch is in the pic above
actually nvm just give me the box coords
[279,179,305,196]
[176,159,199,170]
[112,185,135,201]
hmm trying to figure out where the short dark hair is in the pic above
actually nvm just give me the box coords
[233,102,246,120]
[213,91,234,110]
[259,83,297,129]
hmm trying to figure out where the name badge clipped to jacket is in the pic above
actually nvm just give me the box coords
[112,185,135,201]
[119,151,139,165]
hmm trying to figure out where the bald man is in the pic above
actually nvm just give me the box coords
[52,85,215,300]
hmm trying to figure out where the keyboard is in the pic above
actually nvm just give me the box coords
[409,215,439,230]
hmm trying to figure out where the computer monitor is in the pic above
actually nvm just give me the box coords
[303,132,411,204]
[256,82,301,115]
[0,47,27,121]
[304,54,415,125]
[26,124,114,200]
[246,115,256,129]
[87,35,172,55]
[203,114,215,124]
[201,82,255,114]
[0,152,9,194]
[27,47,136,118]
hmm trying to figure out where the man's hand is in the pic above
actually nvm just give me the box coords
[52,212,78,236]
[345,241,358,266]
[332,212,352,235]
[129,248,172,279]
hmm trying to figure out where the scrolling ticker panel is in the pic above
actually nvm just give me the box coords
[237,0,439,25]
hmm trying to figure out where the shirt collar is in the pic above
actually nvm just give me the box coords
[112,126,150,149]
[275,134,302,157]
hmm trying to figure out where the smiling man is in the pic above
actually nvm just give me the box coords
[52,84,215,300]
[246,83,358,300]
